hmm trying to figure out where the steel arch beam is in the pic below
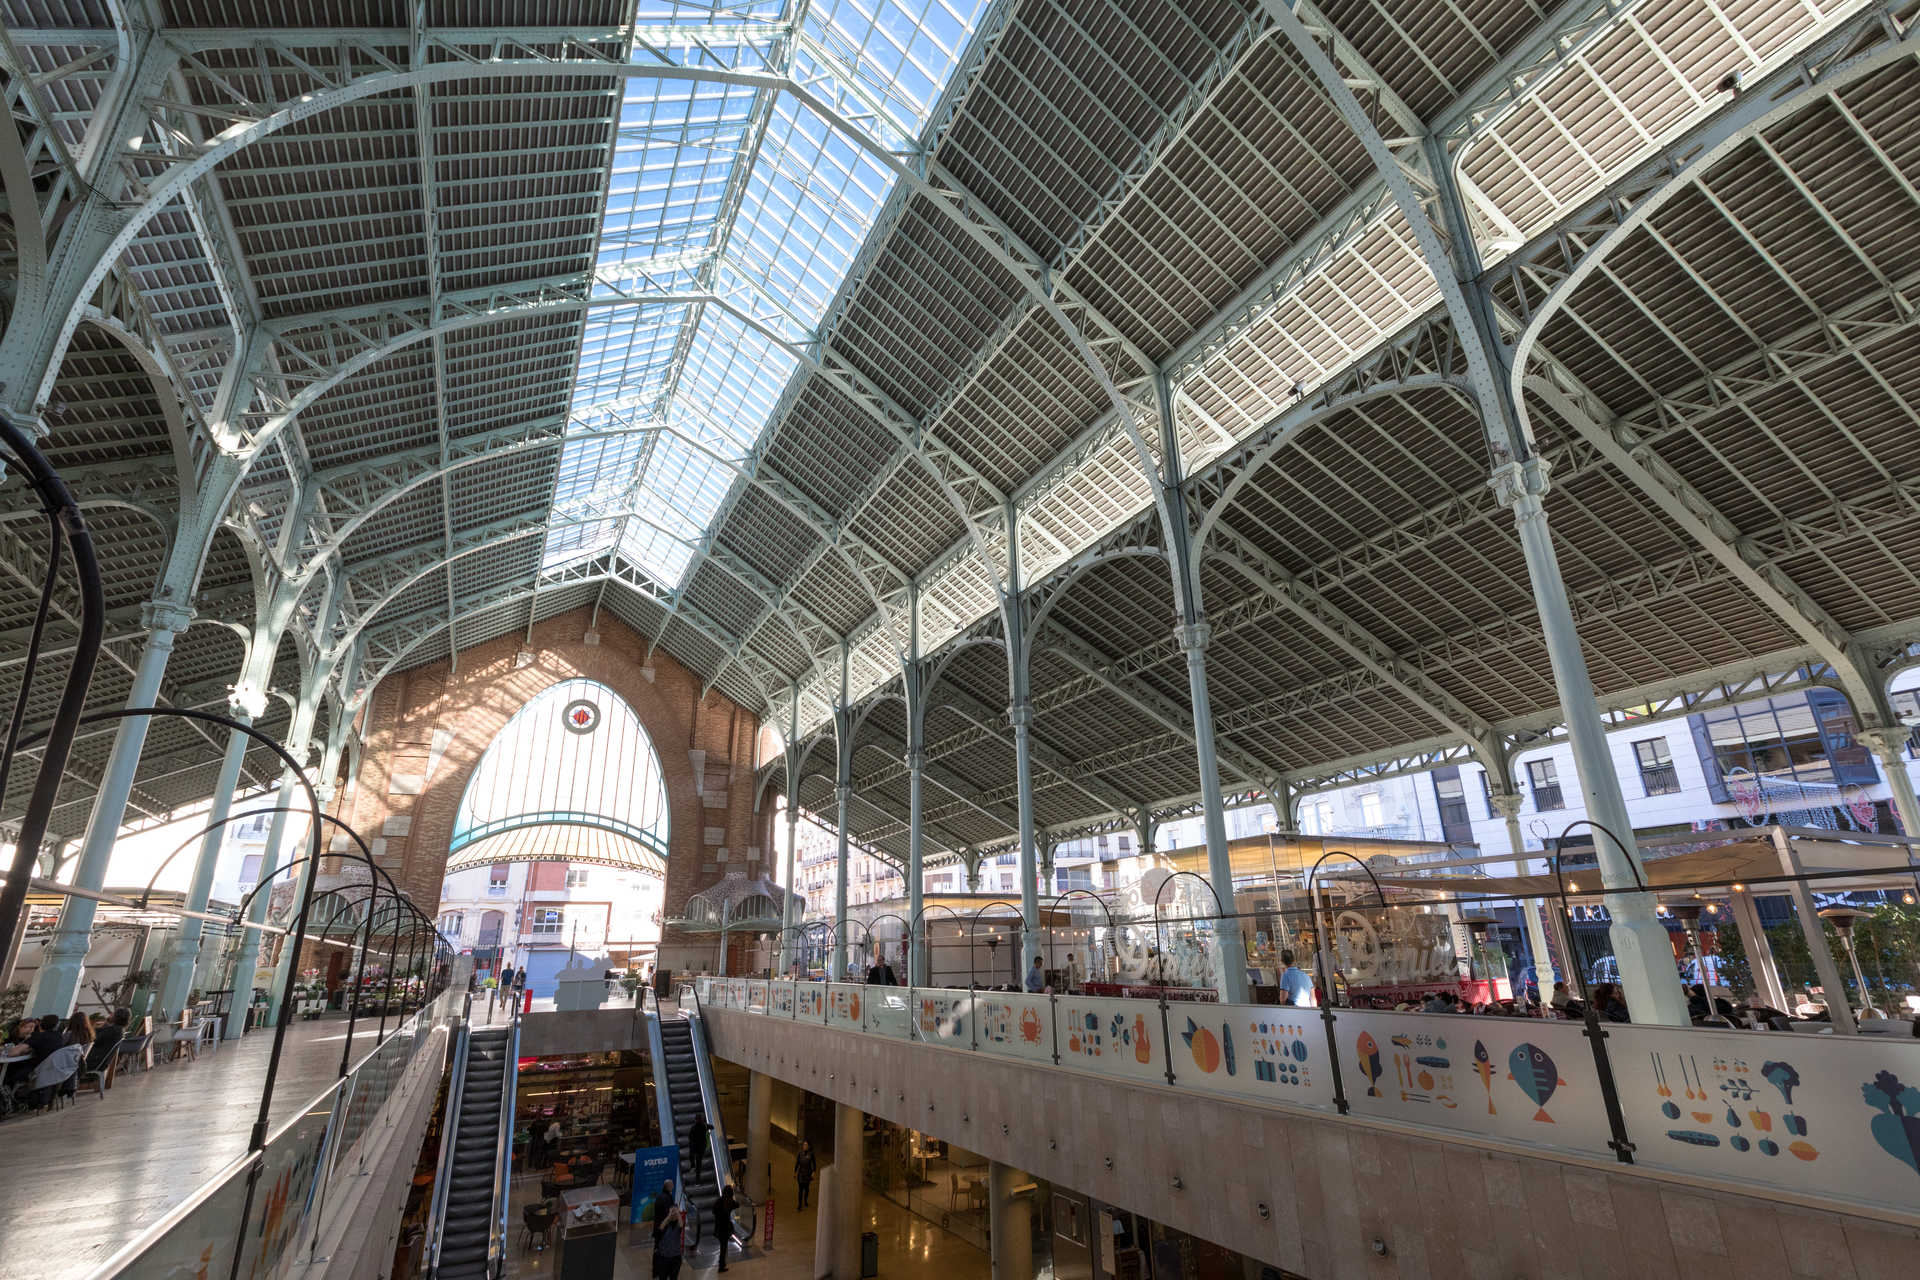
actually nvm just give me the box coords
[1502,4,1920,397]
[57,46,1062,597]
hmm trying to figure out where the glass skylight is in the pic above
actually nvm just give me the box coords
[543,0,994,590]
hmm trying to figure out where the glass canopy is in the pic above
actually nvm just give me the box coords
[544,0,994,585]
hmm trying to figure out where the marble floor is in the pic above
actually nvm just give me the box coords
[0,1012,436,1280]
[502,1136,992,1280]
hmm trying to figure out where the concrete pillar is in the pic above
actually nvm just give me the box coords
[1860,727,1920,838]
[1493,457,1689,1026]
[746,1070,772,1205]
[815,1101,864,1278]
[156,710,254,1020]
[37,601,193,1015]
[1008,701,1042,975]
[1175,623,1252,1004]
[989,1161,1033,1280]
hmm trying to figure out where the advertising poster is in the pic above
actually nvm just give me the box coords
[629,1146,681,1228]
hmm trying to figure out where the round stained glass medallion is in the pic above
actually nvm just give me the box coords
[562,699,600,734]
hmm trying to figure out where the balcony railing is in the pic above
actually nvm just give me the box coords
[1532,783,1564,811]
[1640,763,1681,795]
[691,976,1920,1222]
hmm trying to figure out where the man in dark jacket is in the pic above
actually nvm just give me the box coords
[688,1115,712,1180]
[26,1013,68,1071]
[714,1184,739,1271]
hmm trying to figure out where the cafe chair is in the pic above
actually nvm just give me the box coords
[520,1203,557,1252]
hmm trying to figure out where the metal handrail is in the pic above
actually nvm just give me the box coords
[487,993,523,1278]
[90,983,461,1278]
[684,991,734,1193]
[425,992,474,1278]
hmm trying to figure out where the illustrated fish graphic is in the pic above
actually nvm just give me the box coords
[1222,1022,1236,1076]
[1356,1031,1383,1097]
[1506,1042,1566,1122]
[1472,1040,1495,1114]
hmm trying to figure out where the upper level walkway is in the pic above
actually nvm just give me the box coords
[689,977,1920,1280]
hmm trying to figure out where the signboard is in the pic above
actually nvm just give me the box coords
[629,1146,681,1228]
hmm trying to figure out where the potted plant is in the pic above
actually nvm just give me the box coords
[297,970,328,1020]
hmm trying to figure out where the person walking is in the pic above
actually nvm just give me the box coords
[1277,950,1314,1007]
[793,1141,816,1209]
[688,1114,712,1181]
[651,1190,685,1280]
[714,1183,739,1272]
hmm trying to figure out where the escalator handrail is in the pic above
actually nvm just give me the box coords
[487,994,523,1277]
[644,1002,706,1233]
[682,1003,735,1196]
[425,992,474,1278]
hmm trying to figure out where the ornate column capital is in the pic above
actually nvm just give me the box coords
[1855,724,1911,762]
[1488,455,1553,514]
[1174,619,1212,655]
[903,748,926,772]
[141,598,197,636]
[1488,791,1526,823]
[1005,700,1034,732]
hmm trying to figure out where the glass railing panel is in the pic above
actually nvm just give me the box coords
[746,980,769,1013]
[795,981,826,1019]
[1327,1009,1611,1153]
[972,990,1054,1064]
[1052,994,1168,1087]
[826,982,864,1030]
[1603,1021,1920,1215]
[94,1150,256,1278]
[232,1081,346,1278]
[909,988,973,1047]
[865,987,910,1038]
[770,981,797,1017]
[1175,1003,1336,1112]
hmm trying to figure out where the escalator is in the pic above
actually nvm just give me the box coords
[431,1016,516,1279]
[650,1009,733,1265]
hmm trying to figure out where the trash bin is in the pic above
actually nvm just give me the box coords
[861,1230,878,1277]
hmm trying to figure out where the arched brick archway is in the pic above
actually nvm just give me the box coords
[337,606,777,971]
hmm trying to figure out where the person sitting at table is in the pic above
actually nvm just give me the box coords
[88,1009,128,1071]
[63,1011,94,1052]
[25,1013,69,1069]
[4,1017,33,1047]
